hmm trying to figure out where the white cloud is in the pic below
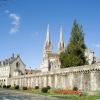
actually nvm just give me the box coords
[9,13,20,34]
[5,10,10,14]
[95,44,100,48]
[93,44,100,48]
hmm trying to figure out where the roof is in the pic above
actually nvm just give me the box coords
[48,53,59,58]
[0,54,26,67]
[25,69,41,75]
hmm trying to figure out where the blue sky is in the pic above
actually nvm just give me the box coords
[0,0,100,68]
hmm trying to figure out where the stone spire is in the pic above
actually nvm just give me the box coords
[46,24,50,43]
[41,25,52,72]
[58,26,64,54]
[44,24,52,54]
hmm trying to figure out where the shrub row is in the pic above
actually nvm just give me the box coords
[23,86,27,90]
[14,85,19,89]
[2,85,11,88]
[41,86,51,93]
[22,85,51,93]
[35,86,39,89]
[1,84,51,93]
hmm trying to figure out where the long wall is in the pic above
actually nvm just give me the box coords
[11,63,100,91]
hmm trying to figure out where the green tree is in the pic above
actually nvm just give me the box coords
[60,20,88,68]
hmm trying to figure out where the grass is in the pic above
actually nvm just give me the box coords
[1,87,100,100]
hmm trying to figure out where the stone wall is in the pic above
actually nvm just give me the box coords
[11,63,100,91]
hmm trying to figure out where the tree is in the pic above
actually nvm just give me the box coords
[60,20,88,68]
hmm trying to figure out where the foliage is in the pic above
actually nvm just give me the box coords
[14,85,19,89]
[73,87,78,91]
[47,86,51,90]
[35,86,39,89]
[3,85,6,88]
[60,20,88,68]
[41,87,48,93]
[23,87,27,90]
[6,85,11,88]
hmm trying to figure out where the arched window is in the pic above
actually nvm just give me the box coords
[16,62,20,68]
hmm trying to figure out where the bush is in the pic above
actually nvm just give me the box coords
[23,87,27,90]
[6,85,11,88]
[41,87,48,93]
[3,85,6,88]
[35,86,39,89]
[73,87,78,91]
[14,85,19,89]
[47,86,51,90]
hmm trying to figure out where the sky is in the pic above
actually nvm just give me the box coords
[0,0,100,68]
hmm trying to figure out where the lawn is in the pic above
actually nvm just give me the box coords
[1,87,100,100]
[30,89,100,100]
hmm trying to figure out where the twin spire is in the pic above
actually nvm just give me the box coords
[46,24,50,43]
[44,24,52,54]
[58,26,64,53]
[44,24,64,54]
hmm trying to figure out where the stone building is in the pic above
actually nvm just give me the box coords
[0,25,99,91]
[0,54,26,86]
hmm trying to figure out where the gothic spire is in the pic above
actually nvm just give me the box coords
[60,26,63,43]
[44,24,52,54]
[46,24,50,43]
[58,26,64,53]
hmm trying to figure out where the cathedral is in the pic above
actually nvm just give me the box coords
[40,25,64,72]
[0,25,100,91]
[40,25,96,72]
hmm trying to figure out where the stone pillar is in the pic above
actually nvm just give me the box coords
[51,75,55,88]
[35,77,38,86]
[54,74,58,88]
[69,73,74,90]
[62,74,66,89]
[48,75,52,87]
[32,77,35,88]
[25,77,27,87]
[19,77,22,87]
[30,77,33,88]
[79,72,83,90]
[90,71,97,91]
[43,75,47,87]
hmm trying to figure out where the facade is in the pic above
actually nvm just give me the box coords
[0,25,100,91]
[11,64,100,91]
[0,54,26,86]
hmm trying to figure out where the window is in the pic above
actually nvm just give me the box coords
[16,62,20,68]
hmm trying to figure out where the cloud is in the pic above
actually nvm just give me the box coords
[9,13,20,34]
[95,44,100,48]
[5,10,10,14]
[5,10,21,34]
[93,44,100,48]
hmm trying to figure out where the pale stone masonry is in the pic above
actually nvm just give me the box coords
[0,25,100,91]
[11,63,100,91]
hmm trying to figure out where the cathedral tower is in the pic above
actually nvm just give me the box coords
[43,24,52,55]
[58,26,64,54]
[41,24,52,72]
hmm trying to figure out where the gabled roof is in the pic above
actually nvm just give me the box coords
[0,54,26,67]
